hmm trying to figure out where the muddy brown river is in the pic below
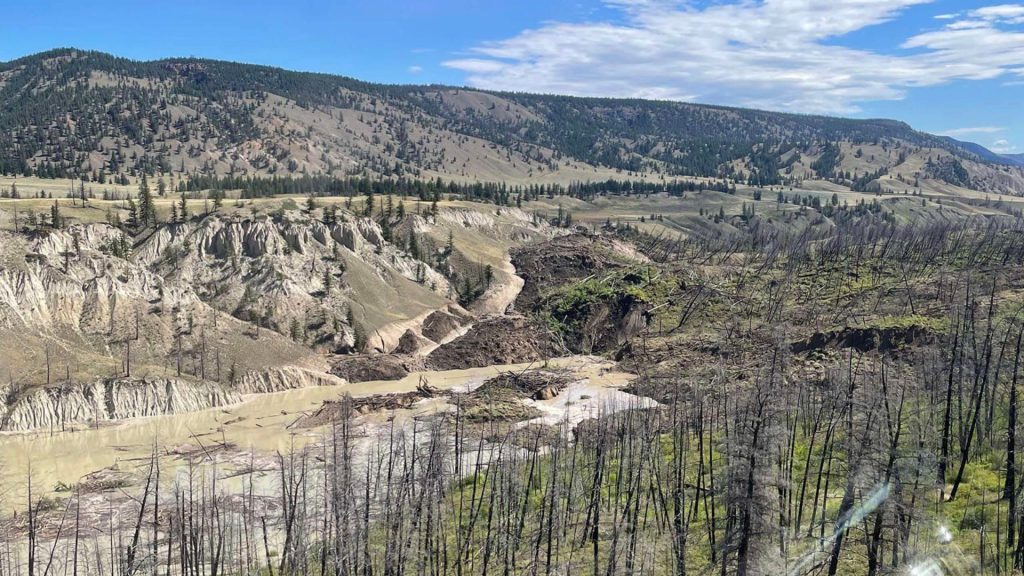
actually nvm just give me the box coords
[0,356,637,513]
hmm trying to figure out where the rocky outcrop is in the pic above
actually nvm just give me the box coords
[0,377,240,431]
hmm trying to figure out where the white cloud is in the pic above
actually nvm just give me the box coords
[408,65,424,74]
[938,126,1005,137]
[991,139,1018,153]
[444,0,1024,114]
[945,20,991,30]
[971,4,1024,23]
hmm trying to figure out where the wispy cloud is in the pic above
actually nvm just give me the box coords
[971,4,1024,24]
[991,138,1018,153]
[408,65,423,74]
[444,0,1024,114]
[938,126,1006,137]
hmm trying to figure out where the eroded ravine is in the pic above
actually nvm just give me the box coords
[0,229,628,517]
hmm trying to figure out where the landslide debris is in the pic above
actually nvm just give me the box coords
[452,369,572,423]
[331,354,427,383]
[511,233,646,310]
[295,369,572,428]
[291,378,441,428]
[426,315,564,370]
[510,233,663,354]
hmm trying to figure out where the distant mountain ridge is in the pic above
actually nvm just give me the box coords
[940,137,1024,167]
[1,48,1022,194]
[1003,153,1024,167]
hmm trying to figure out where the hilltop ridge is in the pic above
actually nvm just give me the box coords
[1,48,1022,196]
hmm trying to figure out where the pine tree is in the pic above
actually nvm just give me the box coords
[347,307,366,351]
[363,191,374,217]
[408,232,420,260]
[50,201,61,229]
[322,268,333,295]
[179,192,188,221]
[138,174,156,226]
[126,198,139,229]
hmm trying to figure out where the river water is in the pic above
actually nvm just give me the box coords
[0,356,636,513]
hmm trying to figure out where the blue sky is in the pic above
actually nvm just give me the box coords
[1,0,1022,155]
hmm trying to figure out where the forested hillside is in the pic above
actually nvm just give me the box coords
[2,48,1023,195]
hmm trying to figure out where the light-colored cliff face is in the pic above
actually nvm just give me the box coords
[136,211,454,353]
[235,366,347,394]
[0,366,348,431]
[0,225,196,334]
[0,222,320,394]
[0,377,239,431]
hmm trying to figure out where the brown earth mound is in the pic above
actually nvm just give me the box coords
[421,308,471,342]
[331,354,426,383]
[426,315,565,370]
[511,233,637,310]
[791,324,936,354]
[394,329,432,354]
[472,370,573,400]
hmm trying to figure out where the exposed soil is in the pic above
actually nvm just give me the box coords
[791,324,936,354]
[426,315,565,370]
[508,233,654,354]
[331,354,427,382]
[421,309,467,342]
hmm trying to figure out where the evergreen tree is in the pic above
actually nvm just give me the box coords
[363,191,374,218]
[50,201,61,229]
[126,198,139,229]
[138,174,156,226]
